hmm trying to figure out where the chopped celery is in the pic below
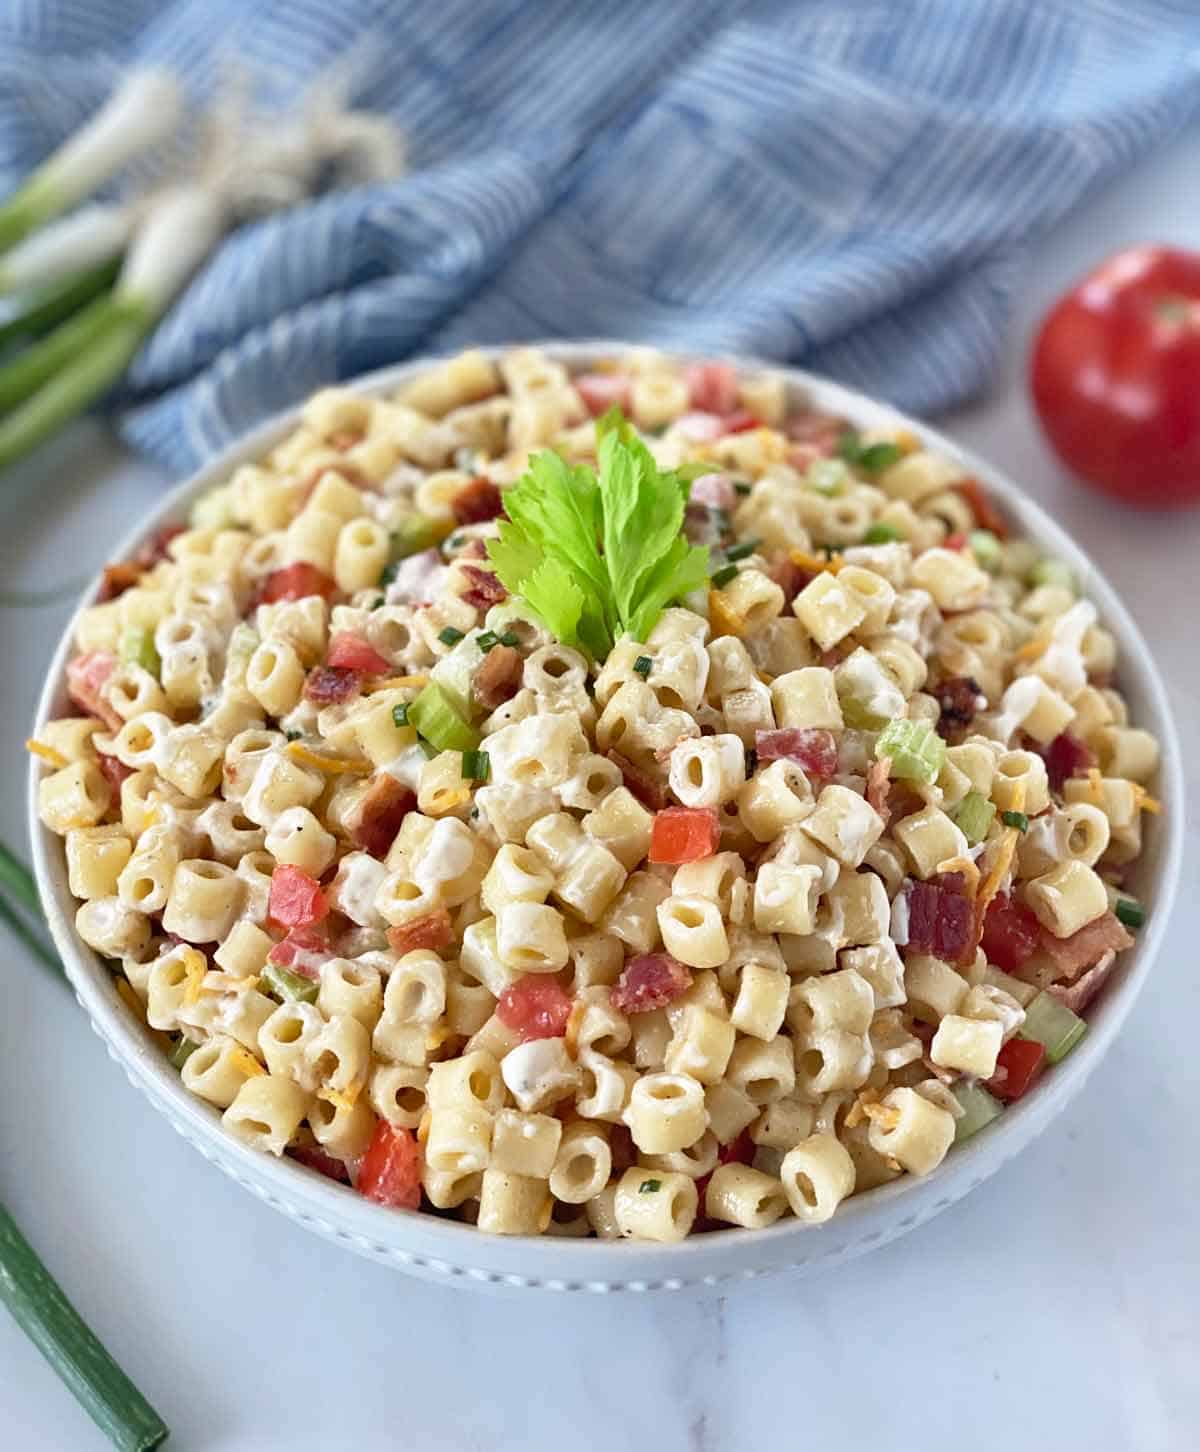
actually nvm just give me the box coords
[862,522,903,545]
[119,625,160,677]
[408,682,480,753]
[262,962,318,1005]
[1028,557,1074,592]
[168,1036,199,1071]
[1020,991,1086,1064]
[968,529,1001,571]
[951,790,996,846]
[874,718,946,785]
[953,1082,1004,1143]
[806,458,852,495]
[1115,897,1145,930]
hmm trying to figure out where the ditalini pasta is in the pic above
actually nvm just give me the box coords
[34,349,1160,1240]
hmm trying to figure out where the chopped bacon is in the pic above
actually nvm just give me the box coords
[260,562,337,604]
[304,665,363,705]
[386,909,454,956]
[980,892,1042,973]
[268,921,332,978]
[956,477,1009,539]
[1042,731,1095,791]
[498,977,574,1042]
[611,953,693,1014]
[933,675,984,736]
[452,477,503,525]
[473,642,523,712]
[575,371,632,416]
[610,750,667,811]
[649,806,720,864]
[720,409,762,435]
[755,728,838,778]
[326,632,392,675]
[357,1121,422,1210]
[97,561,142,602]
[1048,949,1118,1014]
[690,473,736,512]
[352,775,417,859]
[685,361,740,416]
[903,877,974,964]
[460,563,507,610]
[288,1142,351,1184]
[866,756,892,824]
[1038,911,1133,983]
[132,523,184,571]
[608,1123,637,1174]
[95,751,133,796]
[768,557,815,604]
[66,650,121,730]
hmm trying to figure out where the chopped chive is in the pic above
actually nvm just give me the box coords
[476,630,499,654]
[262,962,319,1005]
[633,655,652,679]
[733,481,752,497]
[745,747,757,777]
[1115,897,1146,929]
[370,597,386,611]
[461,750,491,783]
[856,442,902,475]
[499,629,521,648]
[862,522,903,545]
[725,538,759,562]
[168,1036,199,1072]
[1001,810,1029,832]
[284,729,303,742]
[391,703,409,728]
[711,564,739,589]
[638,1178,662,1194]
[438,626,465,647]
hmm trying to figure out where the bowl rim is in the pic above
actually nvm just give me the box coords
[28,342,1184,1292]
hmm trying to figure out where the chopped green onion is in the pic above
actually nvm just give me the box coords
[1020,991,1087,1064]
[725,538,759,562]
[369,596,386,611]
[1001,810,1029,832]
[262,962,319,1006]
[1115,897,1146,930]
[391,703,410,729]
[168,1036,199,1071]
[638,1179,662,1194]
[476,630,499,654]
[1028,557,1075,592]
[633,655,652,679]
[862,522,903,545]
[856,442,902,476]
[953,1083,1004,1143]
[711,563,739,589]
[733,480,752,497]
[0,840,43,918]
[119,625,160,678]
[461,750,491,783]
[744,747,758,777]
[284,729,303,742]
[805,458,852,496]
[0,1201,170,1452]
[438,626,465,647]
[499,630,521,648]
[874,718,946,786]
[968,529,1002,571]
[408,682,481,753]
[951,791,997,846]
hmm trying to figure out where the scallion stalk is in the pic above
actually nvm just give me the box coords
[0,891,61,978]
[0,292,136,414]
[0,204,132,294]
[0,257,121,353]
[0,840,41,917]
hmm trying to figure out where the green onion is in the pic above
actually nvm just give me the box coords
[733,481,752,497]
[0,291,144,414]
[461,750,491,783]
[1020,991,1087,1064]
[476,630,499,654]
[1115,897,1146,930]
[438,626,465,647]
[633,655,652,679]
[0,256,121,353]
[499,630,521,648]
[953,1083,1004,1143]
[0,890,62,978]
[0,840,42,917]
[119,625,160,678]
[167,1035,199,1072]
[968,529,1001,571]
[711,564,738,589]
[725,538,759,562]
[805,458,851,496]
[391,703,410,728]
[262,962,319,1005]
[408,682,481,753]
[0,1201,169,1450]
[874,719,946,786]
[744,747,757,777]
[638,1179,662,1194]
[284,729,303,742]
[862,522,903,545]
[1001,810,1029,832]
[856,442,902,475]
[951,790,996,846]
[1028,557,1075,592]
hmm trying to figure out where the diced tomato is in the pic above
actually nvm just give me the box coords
[986,1038,1046,1102]
[980,892,1042,973]
[575,371,632,416]
[304,665,362,704]
[452,477,503,525]
[268,921,332,978]
[268,865,330,931]
[649,806,720,864]
[944,531,968,551]
[718,1129,755,1166]
[326,632,392,675]
[755,727,838,778]
[903,878,974,964]
[956,477,1009,538]
[95,750,133,796]
[720,409,762,435]
[352,775,416,859]
[386,909,454,957]
[1038,911,1132,981]
[610,953,692,1014]
[288,1142,351,1183]
[497,977,573,1041]
[260,562,337,603]
[66,650,121,730]
[1042,731,1095,791]
[357,1121,422,1210]
[686,361,740,416]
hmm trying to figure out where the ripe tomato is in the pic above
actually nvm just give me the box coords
[1031,245,1200,507]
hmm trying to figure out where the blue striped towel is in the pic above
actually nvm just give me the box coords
[2,0,1199,475]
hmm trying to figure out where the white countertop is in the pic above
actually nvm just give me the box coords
[2,132,1198,1452]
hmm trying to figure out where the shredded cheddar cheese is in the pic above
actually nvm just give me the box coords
[789,547,843,574]
[318,1083,361,1112]
[563,999,587,1060]
[416,1108,432,1145]
[708,588,746,639]
[181,948,208,1004]
[1133,785,1162,815]
[537,1195,555,1234]
[230,1046,267,1079]
[861,1100,901,1133]
[25,738,67,768]
[286,741,373,775]
[972,782,1026,944]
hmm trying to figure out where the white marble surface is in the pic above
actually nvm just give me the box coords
[2,131,1199,1452]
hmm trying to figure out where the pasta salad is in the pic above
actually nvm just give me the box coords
[33,348,1161,1242]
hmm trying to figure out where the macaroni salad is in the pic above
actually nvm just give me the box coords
[33,348,1160,1242]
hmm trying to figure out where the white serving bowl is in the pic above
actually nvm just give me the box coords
[29,345,1183,1294]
